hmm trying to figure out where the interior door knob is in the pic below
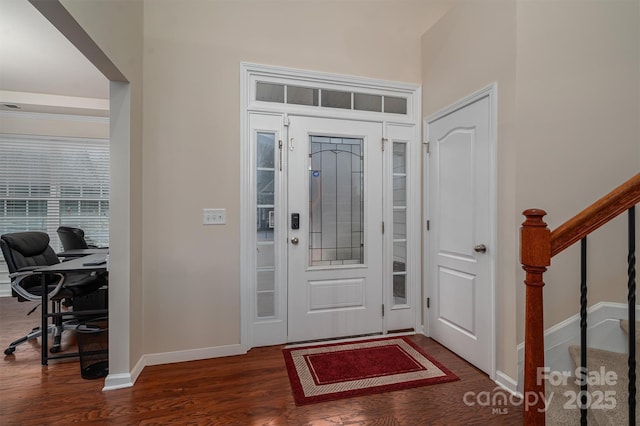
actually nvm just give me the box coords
[291,237,299,245]
[474,244,487,253]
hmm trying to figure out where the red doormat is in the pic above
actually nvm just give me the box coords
[283,336,459,405]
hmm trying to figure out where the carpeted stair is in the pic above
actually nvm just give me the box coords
[546,376,596,425]
[546,320,639,425]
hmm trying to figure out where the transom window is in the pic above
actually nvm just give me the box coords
[256,81,408,114]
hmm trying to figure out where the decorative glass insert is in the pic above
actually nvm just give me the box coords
[321,90,352,109]
[309,135,364,266]
[392,142,407,305]
[256,132,277,318]
[384,96,408,114]
[256,82,285,103]
[287,85,319,106]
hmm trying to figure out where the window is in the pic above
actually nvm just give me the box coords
[384,96,408,114]
[392,142,407,305]
[256,132,276,318]
[287,85,319,106]
[255,81,407,116]
[0,135,110,277]
[308,135,364,266]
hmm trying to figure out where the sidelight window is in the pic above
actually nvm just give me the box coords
[256,132,277,317]
[392,142,407,305]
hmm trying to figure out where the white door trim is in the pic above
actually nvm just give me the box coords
[423,82,498,380]
[240,63,421,349]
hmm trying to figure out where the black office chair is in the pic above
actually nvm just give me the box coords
[0,231,107,356]
[57,226,98,251]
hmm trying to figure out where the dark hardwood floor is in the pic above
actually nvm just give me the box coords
[0,297,523,425]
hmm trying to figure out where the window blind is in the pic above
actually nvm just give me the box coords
[0,134,110,278]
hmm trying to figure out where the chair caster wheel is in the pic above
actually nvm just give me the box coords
[50,346,61,353]
[4,347,15,355]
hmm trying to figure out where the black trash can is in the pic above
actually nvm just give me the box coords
[76,318,109,379]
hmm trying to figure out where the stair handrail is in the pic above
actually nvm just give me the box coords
[551,173,640,257]
[521,172,640,425]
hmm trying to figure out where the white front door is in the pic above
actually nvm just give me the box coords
[287,116,384,342]
[425,91,494,375]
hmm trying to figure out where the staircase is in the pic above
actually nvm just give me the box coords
[546,320,639,425]
[521,172,640,425]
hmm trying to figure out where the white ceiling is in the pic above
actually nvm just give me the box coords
[0,0,109,116]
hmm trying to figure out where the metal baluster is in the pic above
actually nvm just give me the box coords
[629,206,636,426]
[580,236,588,425]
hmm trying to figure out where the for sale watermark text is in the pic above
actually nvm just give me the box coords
[462,367,618,414]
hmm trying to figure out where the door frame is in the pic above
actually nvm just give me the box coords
[240,63,421,350]
[423,83,498,379]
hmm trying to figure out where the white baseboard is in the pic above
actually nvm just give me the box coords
[143,343,246,367]
[102,343,247,391]
[516,302,639,394]
[494,370,520,397]
[103,373,134,391]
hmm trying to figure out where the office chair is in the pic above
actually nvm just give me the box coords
[1,232,106,356]
[56,226,97,251]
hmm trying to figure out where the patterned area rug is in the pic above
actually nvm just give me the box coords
[283,336,459,405]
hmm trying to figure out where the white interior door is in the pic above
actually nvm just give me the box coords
[287,116,384,342]
[426,93,494,375]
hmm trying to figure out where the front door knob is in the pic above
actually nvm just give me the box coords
[474,244,487,253]
[291,237,299,245]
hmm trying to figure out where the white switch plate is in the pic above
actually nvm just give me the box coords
[203,208,226,225]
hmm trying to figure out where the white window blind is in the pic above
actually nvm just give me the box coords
[0,134,110,278]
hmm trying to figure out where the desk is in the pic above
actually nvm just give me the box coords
[35,253,108,365]
[57,248,109,258]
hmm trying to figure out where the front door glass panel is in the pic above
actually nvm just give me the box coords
[308,135,364,267]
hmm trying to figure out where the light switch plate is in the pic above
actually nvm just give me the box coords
[203,208,226,225]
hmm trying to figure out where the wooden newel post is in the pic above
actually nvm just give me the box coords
[521,209,551,425]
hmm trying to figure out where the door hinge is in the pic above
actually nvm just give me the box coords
[283,113,290,127]
[382,221,385,234]
[427,297,430,309]
[425,142,431,154]
[381,137,387,151]
[382,304,385,317]
[426,219,430,231]
[278,140,283,171]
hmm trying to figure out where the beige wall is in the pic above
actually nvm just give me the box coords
[141,0,451,354]
[421,0,519,381]
[515,0,640,333]
[422,0,640,379]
